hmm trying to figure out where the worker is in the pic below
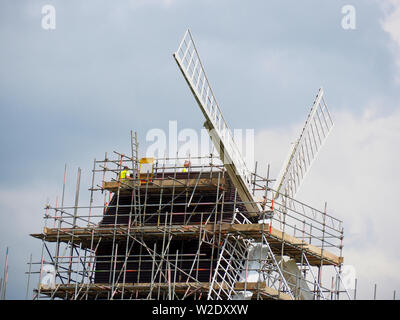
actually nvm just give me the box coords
[261,196,274,219]
[120,166,132,180]
[182,160,191,173]
[261,196,267,210]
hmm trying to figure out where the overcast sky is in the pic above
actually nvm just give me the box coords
[1,0,400,300]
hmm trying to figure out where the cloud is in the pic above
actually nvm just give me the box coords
[381,0,400,81]
[255,105,400,299]
[127,0,177,9]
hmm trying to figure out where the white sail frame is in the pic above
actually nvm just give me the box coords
[173,29,261,217]
[274,88,334,199]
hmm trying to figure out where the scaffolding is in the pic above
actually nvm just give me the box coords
[27,131,348,300]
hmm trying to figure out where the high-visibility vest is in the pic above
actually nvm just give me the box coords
[120,170,127,179]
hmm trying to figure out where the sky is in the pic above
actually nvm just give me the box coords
[0,0,400,300]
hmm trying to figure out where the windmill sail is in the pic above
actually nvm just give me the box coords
[274,88,334,200]
[173,29,261,217]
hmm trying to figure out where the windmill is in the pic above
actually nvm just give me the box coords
[28,29,345,302]
[173,29,337,300]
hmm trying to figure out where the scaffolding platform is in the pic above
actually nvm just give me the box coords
[31,222,342,266]
[103,172,227,193]
[36,281,292,300]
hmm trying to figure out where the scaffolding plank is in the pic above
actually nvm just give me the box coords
[234,282,292,300]
[103,177,227,193]
[37,282,291,300]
